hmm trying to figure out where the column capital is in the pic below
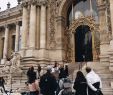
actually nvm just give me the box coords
[15,21,20,25]
[40,0,48,6]
[21,1,29,8]
[4,24,9,28]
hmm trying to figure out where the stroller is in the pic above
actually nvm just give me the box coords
[58,78,74,95]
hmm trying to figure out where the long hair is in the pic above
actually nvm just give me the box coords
[27,66,36,84]
[75,71,86,82]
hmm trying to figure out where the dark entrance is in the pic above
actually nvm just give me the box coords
[75,25,93,62]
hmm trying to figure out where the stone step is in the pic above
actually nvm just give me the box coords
[102,88,113,95]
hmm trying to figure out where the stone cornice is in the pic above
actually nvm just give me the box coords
[0,5,22,20]
[0,17,22,27]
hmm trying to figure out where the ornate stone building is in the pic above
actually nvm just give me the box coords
[0,0,113,94]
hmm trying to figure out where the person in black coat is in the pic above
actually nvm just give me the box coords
[64,65,69,78]
[37,64,41,79]
[27,66,36,84]
[0,77,5,93]
[27,66,39,95]
[39,66,58,95]
[59,64,66,79]
[73,71,87,95]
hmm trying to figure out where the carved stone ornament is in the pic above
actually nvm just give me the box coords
[64,27,72,62]
[0,52,22,75]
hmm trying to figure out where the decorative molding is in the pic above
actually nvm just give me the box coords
[48,0,56,49]
[64,27,72,63]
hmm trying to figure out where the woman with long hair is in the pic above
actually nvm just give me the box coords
[73,71,87,95]
[27,66,39,95]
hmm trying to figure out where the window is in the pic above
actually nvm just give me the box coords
[12,35,15,51]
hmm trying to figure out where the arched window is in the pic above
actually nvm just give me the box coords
[67,0,99,26]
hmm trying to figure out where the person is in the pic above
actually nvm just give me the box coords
[73,71,87,95]
[37,64,41,79]
[52,62,59,80]
[27,66,39,95]
[0,77,6,93]
[59,64,66,79]
[58,78,73,95]
[85,67,103,95]
[39,66,58,95]
[64,65,69,78]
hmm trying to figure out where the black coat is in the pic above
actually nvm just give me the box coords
[88,82,103,95]
[27,70,36,84]
[39,72,58,95]
[73,79,87,95]
[59,68,66,79]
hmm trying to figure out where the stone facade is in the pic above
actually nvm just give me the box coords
[0,0,113,93]
[0,0,112,64]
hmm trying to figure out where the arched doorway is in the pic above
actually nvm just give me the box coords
[75,25,93,62]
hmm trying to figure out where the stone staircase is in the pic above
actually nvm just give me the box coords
[71,62,113,95]
[0,61,113,95]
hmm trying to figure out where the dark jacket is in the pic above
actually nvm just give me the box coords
[27,70,36,84]
[39,71,58,95]
[73,73,87,95]
[0,78,5,86]
[59,67,66,79]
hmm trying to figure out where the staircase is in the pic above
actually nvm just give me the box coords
[71,62,113,95]
[0,62,113,95]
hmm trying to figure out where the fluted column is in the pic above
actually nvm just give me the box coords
[15,21,20,52]
[40,4,46,49]
[29,4,37,48]
[3,25,9,59]
[36,6,40,49]
[21,6,28,49]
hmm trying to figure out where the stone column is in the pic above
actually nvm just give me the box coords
[3,25,9,59]
[56,16,66,62]
[98,2,110,64]
[29,4,37,48]
[109,0,113,71]
[36,6,40,49]
[21,6,28,49]
[15,21,20,52]
[38,1,49,61]
[40,4,46,49]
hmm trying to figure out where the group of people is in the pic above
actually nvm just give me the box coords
[73,67,103,95]
[26,62,103,95]
[26,62,69,95]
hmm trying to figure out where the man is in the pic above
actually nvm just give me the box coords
[39,66,58,95]
[85,67,103,95]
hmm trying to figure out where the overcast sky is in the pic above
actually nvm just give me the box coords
[0,0,17,11]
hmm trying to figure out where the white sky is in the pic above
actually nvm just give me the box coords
[0,0,18,11]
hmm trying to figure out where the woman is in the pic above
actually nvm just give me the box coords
[27,66,39,95]
[73,71,87,95]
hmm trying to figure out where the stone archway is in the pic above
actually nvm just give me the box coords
[67,17,100,63]
[56,0,100,63]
